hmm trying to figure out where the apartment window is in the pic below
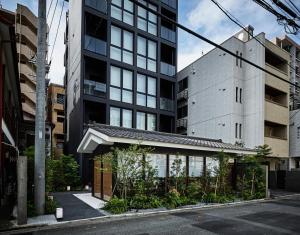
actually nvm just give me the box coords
[297,126,300,139]
[136,111,156,131]
[110,66,133,104]
[111,0,134,26]
[236,87,238,102]
[110,106,132,128]
[235,123,238,138]
[236,51,239,66]
[137,36,157,72]
[239,124,242,139]
[136,74,157,108]
[137,0,157,36]
[240,88,242,103]
[240,52,242,67]
[110,26,133,65]
[57,94,65,104]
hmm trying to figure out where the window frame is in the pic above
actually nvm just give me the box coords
[136,73,157,108]
[137,0,158,36]
[111,0,134,26]
[137,35,157,72]
[110,106,133,128]
[136,111,157,131]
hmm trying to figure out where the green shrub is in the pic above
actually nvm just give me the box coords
[103,197,128,214]
[163,189,182,209]
[45,197,58,215]
[186,181,202,200]
[130,195,162,210]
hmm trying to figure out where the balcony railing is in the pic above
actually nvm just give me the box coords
[176,118,187,129]
[161,0,177,9]
[177,89,188,100]
[84,80,106,97]
[160,97,174,112]
[85,0,107,14]
[84,35,107,56]
[161,62,176,77]
[161,26,176,43]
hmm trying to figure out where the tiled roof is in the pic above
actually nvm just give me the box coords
[88,124,254,152]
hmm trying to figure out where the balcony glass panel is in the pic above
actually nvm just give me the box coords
[85,0,107,14]
[85,35,107,56]
[160,97,174,111]
[161,0,177,9]
[84,80,106,97]
[161,62,175,77]
[161,26,176,43]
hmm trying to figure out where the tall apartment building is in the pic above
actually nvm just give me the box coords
[177,27,290,178]
[48,84,65,157]
[65,0,178,184]
[274,35,300,169]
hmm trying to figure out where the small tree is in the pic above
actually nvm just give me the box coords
[213,151,230,197]
[97,145,152,200]
[256,144,272,159]
[169,155,186,194]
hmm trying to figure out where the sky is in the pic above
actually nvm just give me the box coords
[1,0,300,85]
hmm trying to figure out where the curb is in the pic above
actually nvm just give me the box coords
[2,194,300,234]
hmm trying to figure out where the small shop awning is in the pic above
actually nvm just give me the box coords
[77,124,256,155]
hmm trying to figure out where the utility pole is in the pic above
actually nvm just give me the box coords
[34,0,47,215]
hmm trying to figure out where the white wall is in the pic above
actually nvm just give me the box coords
[177,32,265,148]
[290,109,300,158]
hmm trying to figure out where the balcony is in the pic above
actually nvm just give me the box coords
[161,0,177,9]
[85,0,107,14]
[177,89,188,101]
[161,62,175,77]
[84,80,106,97]
[264,137,288,158]
[84,35,107,56]
[176,118,187,129]
[160,97,174,112]
[161,26,176,43]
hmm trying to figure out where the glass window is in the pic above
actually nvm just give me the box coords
[122,109,132,128]
[112,0,122,6]
[189,156,203,177]
[147,77,156,95]
[111,66,121,87]
[111,26,121,47]
[147,154,166,177]
[111,0,134,26]
[148,41,156,59]
[206,157,219,177]
[137,36,157,72]
[110,87,121,101]
[136,112,146,130]
[110,46,121,61]
[122,90,133,104]
[137,1,157,35]
[138,36,147,55]
[169,155,186,175]
[123,31,133,51]
[123,70,132,90]
[110,107,121,126]
[110,26,133,65]
[137,74,146,93]
[147,95,156,108]
[137,93,146,106]
[147,113,156,131]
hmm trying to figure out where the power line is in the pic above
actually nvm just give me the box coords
[287,0,300,15]
[49,0,65,65]
[48,0,58,31]
[131,0,300,89]
[47,0,54,19]
[210,0,298,74]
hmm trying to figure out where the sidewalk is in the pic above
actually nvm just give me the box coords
[52,192,105,221]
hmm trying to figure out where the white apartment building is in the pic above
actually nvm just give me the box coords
[177,26,290,172]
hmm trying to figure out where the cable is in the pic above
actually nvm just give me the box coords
[47,0,54,19]
[288,0,300,15]
[48,0,58,31]
[210,0,298,75]
[131,0,300,89]
[49,0,65,68]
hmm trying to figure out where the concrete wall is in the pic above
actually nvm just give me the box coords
[66,0,82,142]
[290,110,300,158]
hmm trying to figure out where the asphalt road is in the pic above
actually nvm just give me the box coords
[8,195,300,235]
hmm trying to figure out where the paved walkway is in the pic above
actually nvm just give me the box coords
[52,192,104,221]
